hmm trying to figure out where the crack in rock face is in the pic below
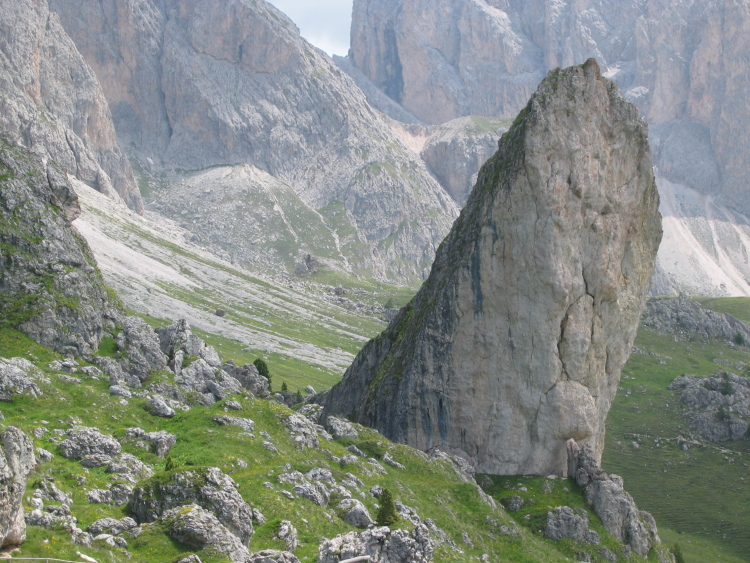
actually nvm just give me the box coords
[320,60,662,476]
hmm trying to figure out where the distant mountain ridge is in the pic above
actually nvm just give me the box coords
[345,0,750,296]
[47,0,466,283]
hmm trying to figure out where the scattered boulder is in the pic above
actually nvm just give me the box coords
[130,467,254,545]
[106,453,154,481]
[1,426,35,548]
[274,520,299,552]
[214,416,256,433]
[318,524,432,563]
[669,372,750,441]
[284,414,319,449]
[383,453,405,470]
[326,417,359,440]
[337,498,373,529]
[500,495,525,512]
[643,295,750,343]
[115,316,169,382]
[222,362,270,397]
[146,396,176,418]
[544,506,600,544]
[0,358,49,401]
[58,427,121,460]
[162,505,250,563]
[86,484,133,506]
[246,550,300,563]
[87,517,138,536]
[123,428,177,457]
[568,440,659,557]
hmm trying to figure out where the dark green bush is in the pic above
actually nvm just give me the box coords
[671,543,686,563]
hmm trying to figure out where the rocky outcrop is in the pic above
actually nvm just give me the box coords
[130,467,254,545]
[162,505,250,563]
[669,372,750,442]
[48,0,458,283]
[0,358,49,402]
[0,0,141,211]
[568,440,660,557]
[320,61,662,476]
[318,525,432,563]
[0,140,123,356]
[642,295,750,342]
[1,426,35,549]
[544,506,600,544]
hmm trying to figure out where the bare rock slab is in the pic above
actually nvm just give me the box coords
[320,60,662,476]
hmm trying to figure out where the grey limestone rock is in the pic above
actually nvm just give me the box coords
[58,427,121,460]
[106,453,154,480]
[326,416,359,440]
[246,550,300,563]
[115,316,169,382]
[274,520,299,552]
[284,414,319,450]
[337,498,373,529]
[544,506,600,544]
[48,0,458,284]
[349,0,750,217]
[568,440,659,557]
[643,296,750,342]
[318,524,433,563]
[668,372,750,442]
[162,505,250,563]
[130,467,254,545]
[0,141,123,357]
[214,416,256,434]
[86,483,133,506]
[146,396,176,418]
[1,426,35,548]
[123,427,176,457]
[87,516,138,537]
[0,0,141,211]
[320,61,662,476]
[0,358,48,401]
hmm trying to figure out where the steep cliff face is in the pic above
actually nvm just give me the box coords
[0,0,142,213]
[0,139,122,356]
[348,0,750,217]
[49,0,458,282]
[320,61,662,476]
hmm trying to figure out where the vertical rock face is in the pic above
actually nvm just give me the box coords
[0,0,142,212]
[48,0,458,282]
[320,61,662,476]
[1,426,35,548]
[0,139,122,356]
[349,0,750,216]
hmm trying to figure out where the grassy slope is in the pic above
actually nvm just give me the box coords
[0,326,676,563]
[604,298,750,562]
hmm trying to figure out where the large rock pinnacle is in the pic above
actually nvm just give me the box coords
[320,60,662,476]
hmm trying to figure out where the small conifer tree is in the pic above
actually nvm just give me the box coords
[165,454,175,472]
[295,389,303,403]
[281,381,288,393]
[376,487,399,526]
[671,544,686,563]
[254,358,271,390]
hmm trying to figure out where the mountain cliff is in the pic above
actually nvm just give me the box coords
[0,0,142,212]
[347,0,750,294]
[48,0,459,282]
[320,61,662,476]
[0,139,123,356]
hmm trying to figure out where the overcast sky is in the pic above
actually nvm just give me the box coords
[268,0,354,57]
